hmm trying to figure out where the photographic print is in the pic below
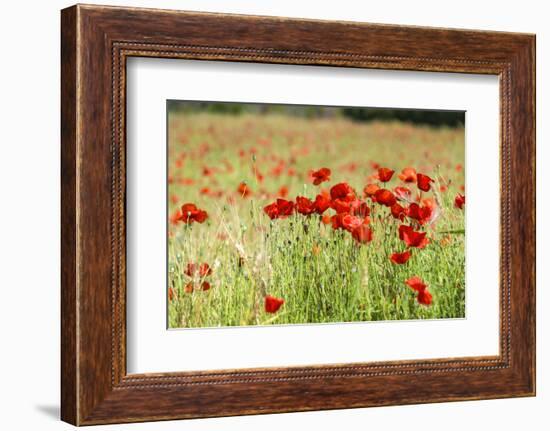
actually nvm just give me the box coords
[167,101,466,329]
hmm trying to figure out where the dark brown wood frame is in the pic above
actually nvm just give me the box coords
[61,4,535,426]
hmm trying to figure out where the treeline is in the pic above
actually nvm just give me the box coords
[341,108,464,128]
[168,100,464,128]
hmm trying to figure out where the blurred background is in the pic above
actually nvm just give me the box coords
[167,100,465,128]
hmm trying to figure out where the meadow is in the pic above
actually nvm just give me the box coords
[167,108,465,328]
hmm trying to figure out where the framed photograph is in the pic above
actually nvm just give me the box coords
[61,4,535,425]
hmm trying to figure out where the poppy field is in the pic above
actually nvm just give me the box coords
[167,103,466,329]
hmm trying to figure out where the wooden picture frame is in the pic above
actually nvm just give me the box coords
[61,4,535,425]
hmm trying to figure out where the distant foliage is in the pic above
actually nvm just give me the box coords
[167,100,464,128]
[342,108,464,127]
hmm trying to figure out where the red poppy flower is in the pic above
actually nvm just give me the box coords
[276,198,294,217]
[185,262,212,277]
[405,276,427,292]
[390,203,406,220]
[295,196,316,215]
[331,198,352,214]
[398,167,417,183]
[378,167,395,182]
[454,193,465,209]
[331,213,363,231]
[341,214,363,232]
[330,182,355,201]
[330,213,347,230]
[399,225,429,249]
[265,295,285,313]
[374,189,397,207]
[278,185,289,198]
[406,203,433,225]
[237,182,251,197]
[390,250,411,264]
[184,281,212,293]
[263,202,279,220]
[417,173,434,192]
[178,203,208,224]
[313,193,331,214]
[352,224,373,244]
[310,167,331,185]
[417,289,433,305]
[364,184,380,198]
[168,287,176,301]
[406,276,433,306]
[264,199,295,219]
[394,186,412,201]
[353,201,371,218]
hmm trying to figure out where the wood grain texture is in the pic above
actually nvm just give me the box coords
[60,4,536,425]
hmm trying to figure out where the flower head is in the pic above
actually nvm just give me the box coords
[454,193,466,209]
[374,189,397,207]
[330,182,355,201]
[378,167,395,182]
[399,225,429,249]
[417,173,434,192]
[295,196,316,215]
[265,295,285,313]
[352,224,373,244]
[390,250,411,264]
[310,167,331,185]
[178,203,208,224]
[398,167,417,183]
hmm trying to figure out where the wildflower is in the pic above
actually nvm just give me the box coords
[237,182,252,197]
[394,186,412,201]
[331,198,353,214]
[295,196,316,215]
[184,262,212,277]
[417,173,434,192]
[390,250,411,264]
[313,193,331,214]
[454,193,465,209]
[184,281,211,293]
[378,167,394,182]
[399,225,429,249]
[168,287,176,301]
[265,295,285,313]
[330,182,355,201]
[363,183,380,198]
[374,189,397,207]
[390,203,407,220]
[405,276,433,305]
[398,167,417,183]
[352,224,373,244]
[406,203,433,225]
[178,203,208,224]
[310,167,331,185]
[263,198,294,219]
[417,289,432,305]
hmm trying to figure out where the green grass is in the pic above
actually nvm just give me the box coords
[167,112,465,328]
